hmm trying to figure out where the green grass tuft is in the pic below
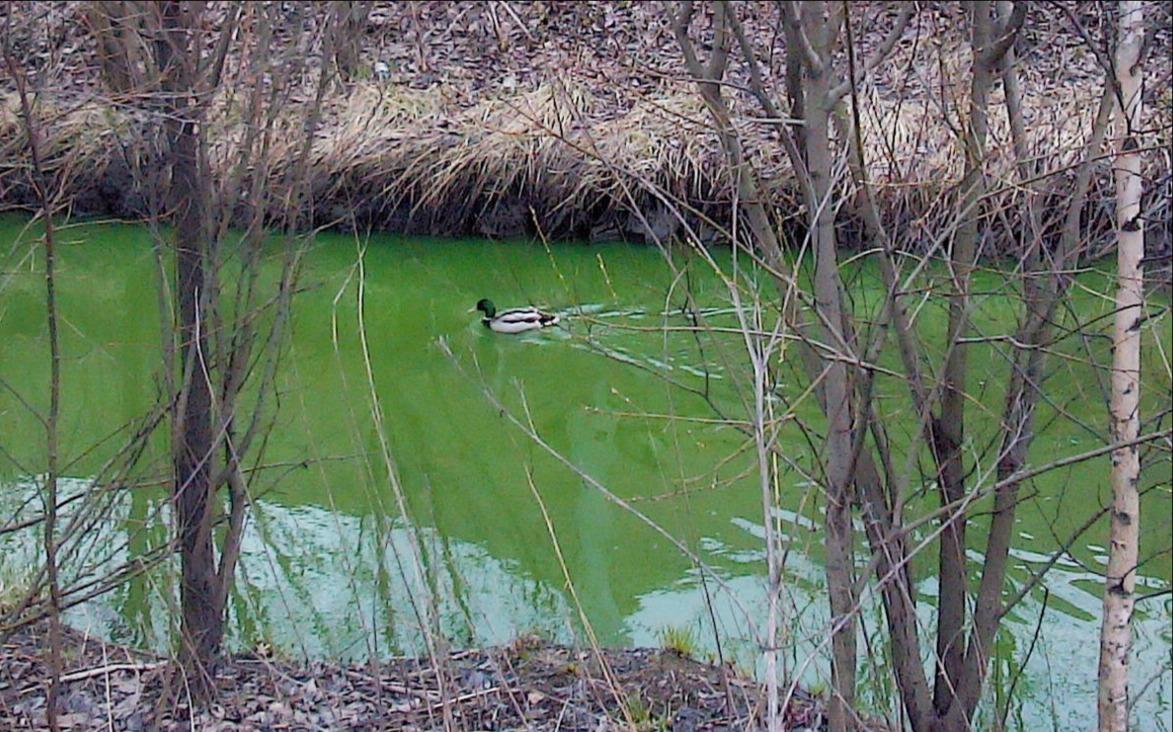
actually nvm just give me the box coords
[656,623,699,658]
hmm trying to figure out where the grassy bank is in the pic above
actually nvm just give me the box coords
[3,80,1169,257]
[1,3,1169,257]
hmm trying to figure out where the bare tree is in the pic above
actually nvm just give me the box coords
[778,4,877,728]
[148,1,223,682]
[933,3,1014,710]
[74,0,335,693]
[2,34,66,732]
[669,3,1164,731]
[1098,2,1145,729]
[0,1,337,713]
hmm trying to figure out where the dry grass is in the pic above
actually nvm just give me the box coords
[1,64,1170,258]
[1,1,1170,256]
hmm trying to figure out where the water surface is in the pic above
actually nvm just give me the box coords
[1,217,1169,729]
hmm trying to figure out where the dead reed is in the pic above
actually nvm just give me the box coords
[1,71,1169,260]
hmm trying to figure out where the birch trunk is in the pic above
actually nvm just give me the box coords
[1098,2,1145,729]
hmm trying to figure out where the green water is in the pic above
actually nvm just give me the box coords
[1,217,1170,729]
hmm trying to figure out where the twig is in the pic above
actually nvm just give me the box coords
[18,661,165,693]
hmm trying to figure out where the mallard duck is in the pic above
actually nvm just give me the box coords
[473,298,559,334]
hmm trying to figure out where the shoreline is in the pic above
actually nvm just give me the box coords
[1,3,1169,256]
[2,79,1167,267]
[0,620,827,731]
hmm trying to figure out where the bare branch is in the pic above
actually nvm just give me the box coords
[782,1,824,74]
[829,2,917,102]
[980,0,1027,66]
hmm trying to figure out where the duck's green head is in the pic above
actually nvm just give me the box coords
[474,298,496,318]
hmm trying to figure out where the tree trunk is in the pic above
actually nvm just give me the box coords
[797,5,858,730]
[1098,2,1145,729]
[156,0,222,689]
[934,1,1014,713]
[86,2,134,93]
[4,45,67,732]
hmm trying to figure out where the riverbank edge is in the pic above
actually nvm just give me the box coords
[0,619,834,731]
[4,81,1170,265]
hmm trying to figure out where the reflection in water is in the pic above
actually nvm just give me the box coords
[1,481,573,657]
[234,501,575,657]
[2,475,1171,726]
[630,519,1173,731]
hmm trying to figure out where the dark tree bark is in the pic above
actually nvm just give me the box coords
[86,2,134,93]
[85,1,156,95]
[155,0,221,688]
